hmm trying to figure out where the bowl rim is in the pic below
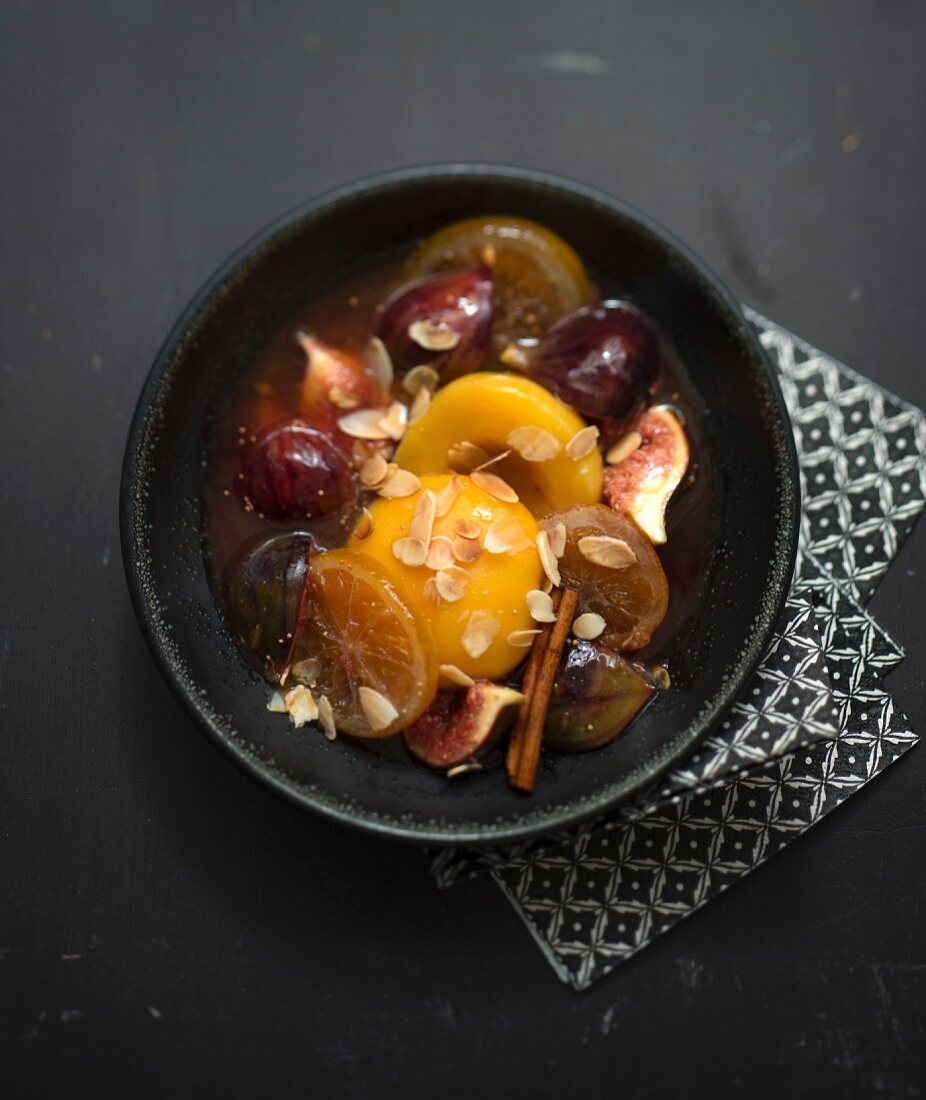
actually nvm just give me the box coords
[121,163,801,845]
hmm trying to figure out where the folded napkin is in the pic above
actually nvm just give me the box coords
[429,313,925,990]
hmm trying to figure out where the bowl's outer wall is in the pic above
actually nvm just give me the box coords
[121,167,798,843]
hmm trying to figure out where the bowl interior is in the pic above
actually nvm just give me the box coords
[122,167,798,844]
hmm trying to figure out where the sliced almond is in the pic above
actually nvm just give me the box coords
[527,588,556,623]
[507,425,562,462]
[461,610,500,659]
[408,319,461,351]
[447,440,492,470]
[408,386,431,423]
[542,574,554,594]
[378,401,408,441]
[317,694,337,740]
[284,685,318,727]
[484,515,531,555]
[359,453,389,488]
[578,534,637,569]
[329,385,359,409]
[471,470,519,503]
[353,506,374,540]
[402,364,440,395]
[606,430,643,466]
[452,536,482,563]
[291,657,320,687]
[474,448,511,472]
[439,663,476,689]
[358,686,399,732]
[422,576,440,602]
[549,521,567,559]
[536,530,561,587]
[572,612,606,640]
[366,336,394,392]
[267,690,287,714]
[435,570,465,602]
[392,536,427,567]
[338,408,391,440]
[446,762,483,778]
[507,628,542,648]
[566,424,600,461]
[408,489,436,545]
[454,517,482,540]
[425,535,456,570]
[378,468,421,499]
[434,475,463,516]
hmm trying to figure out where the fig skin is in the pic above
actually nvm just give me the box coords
[502,300,661,424]
[242,420,358,521]
[403,680,525,769]
[544,639,656,752]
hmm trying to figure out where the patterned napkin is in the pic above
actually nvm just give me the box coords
[429,313,926,990]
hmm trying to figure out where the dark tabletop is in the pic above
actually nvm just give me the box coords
[2,3,924,1097]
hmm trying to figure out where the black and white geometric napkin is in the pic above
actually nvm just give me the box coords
[429,313,925,990]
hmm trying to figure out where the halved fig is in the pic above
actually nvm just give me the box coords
[402,680,525,769]
[375,265,493,381]
[540,505,668,652]
[544,639,656,751]
[603,406,689,544]
[299,334,388,415]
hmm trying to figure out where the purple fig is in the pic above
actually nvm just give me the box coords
[403,680,524,769]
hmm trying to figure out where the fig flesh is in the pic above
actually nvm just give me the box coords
[403,680,525,769]
[544,639,656,752]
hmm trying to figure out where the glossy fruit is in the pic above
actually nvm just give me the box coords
[501,300,661,423]
[408,216,590,340]
[290,549,439,738]
[603,406,689,543]
[346,474,543,680]
[544,639,656,751]
[375,265,493,380]
[540,505,668,651]
[394,373,603,516]
[403,681,525,769]
[242,420,358,520]
[222,530,312,676]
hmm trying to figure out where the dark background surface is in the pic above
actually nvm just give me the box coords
[1,2,924,1096]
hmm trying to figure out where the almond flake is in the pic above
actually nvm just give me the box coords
[359,454,389,487]
[572,612,606,640]
[536,530,561,587]
[471,470,519,503]
[461,611,500,659]
[329,385,359,409]
[527,589,556,623]
[402,364,440,395]
[317,694,337,740]
[435,570,465,602]
[267,690,287,713]
[473,448,511,471]
[353,507,374,540]
[408,386,431,423]
[422,576,440,602]
[577,534,637,569]
[433,475,463,516]
[291,657,320,687]
[452,536,482,563]
[606,430,643,465]
[542,574,554,594]
[378,401,408,441]
[378,468,421,499]
[408,489,436,545]
[484,515,531,555]
[454,517,482,540]
[392,536,427,566]
[338,408,391,440]
[358,686,399,732]
[446,762,483,778]
[566,424,600,461]
[549,521,567,558]
[366,336,394,392]
[507,425,562,462]
[439,663,476,689]
[284,685,318,727]
[447,441,492,470]
[507,628,542,648]
[425,535,455,570]
[408,319,461,351]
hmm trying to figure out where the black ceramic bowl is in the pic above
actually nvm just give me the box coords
[121,165,799,845]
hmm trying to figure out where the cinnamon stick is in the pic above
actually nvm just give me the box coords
[509,586,578,793]
[505,589,562,782]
